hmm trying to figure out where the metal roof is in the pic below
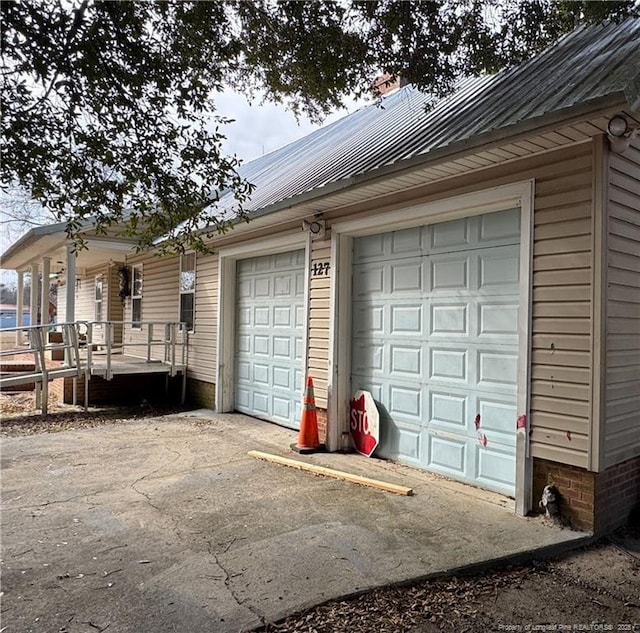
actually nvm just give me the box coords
[231,17,640,215]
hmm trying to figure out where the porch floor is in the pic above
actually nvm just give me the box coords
[87,352,185,378]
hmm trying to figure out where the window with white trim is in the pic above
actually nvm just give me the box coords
[179,253,195,331]
[94,276,104,324]
[131,264,142,328]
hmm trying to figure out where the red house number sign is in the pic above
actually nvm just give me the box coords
[349,390,380,457]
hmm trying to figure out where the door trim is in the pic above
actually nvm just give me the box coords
[216,231,310,415]
[329,180,534,513]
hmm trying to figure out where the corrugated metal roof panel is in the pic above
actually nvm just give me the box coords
[223,17,639,215]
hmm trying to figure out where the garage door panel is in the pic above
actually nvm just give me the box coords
[390,304,423,334]
[353,208,520,496]
[426,433,467,476]
[272,395,292,421]
[238,306,251,326]
[431,303,469,335]
[238,279,251,298]
[478,398,517,447]
[477,350,518,389]
[378,415,421,463]
[235,250,305,429]
[237,334,251,354]
[430,217,470,251]
[430,391,467,430]
[392,228,422,255]
[430,256,469,291]
[391,261,423,292]
[236,387,250,409]
[430,347,468,382]
[254,277,271,296]
[236,361,250,381]
[354,265,385,296]
[273,305,294,327]
[390,344,422,375]
[389,384,423,419]
[353,342,384,373]
[475,444,516,491]
[254,306,270,326]
[480,208,521,242]
[353,303,385,336]
[478,302,519,337]
[253,335,269,355]
[479,248,520,289]
[272,336,291,358]
[253,363,270,385]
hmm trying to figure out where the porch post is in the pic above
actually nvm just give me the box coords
[41,257,51,325]
[65,245,76,323]
[29,263,39,326]
[16,271,24,345]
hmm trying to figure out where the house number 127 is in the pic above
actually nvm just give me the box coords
[312,262,330,277]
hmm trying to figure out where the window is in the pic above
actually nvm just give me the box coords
[179,253,195,331]
[94,276,103,323]
[131,264,142,328]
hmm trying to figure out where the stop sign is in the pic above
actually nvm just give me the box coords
[349,390,379,457]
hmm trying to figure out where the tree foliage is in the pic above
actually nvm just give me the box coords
[2,0,636,253]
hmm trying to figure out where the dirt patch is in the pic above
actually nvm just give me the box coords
[0,391,184,436]
[258,536,640,633]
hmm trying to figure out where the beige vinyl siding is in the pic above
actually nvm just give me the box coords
[187,253,218,383]
[604,140,640,469]
[530,151,593,468]
[122,254,179,356]
[314,142,594,468]
[308,236,331,407]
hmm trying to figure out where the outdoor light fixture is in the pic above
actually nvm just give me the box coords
[302,215,326,239]
[607,114,629,137]
[606,113,639,153]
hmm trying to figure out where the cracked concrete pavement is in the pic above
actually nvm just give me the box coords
[1,411,588,633]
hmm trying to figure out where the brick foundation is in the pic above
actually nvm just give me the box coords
[594,457,640,534]
[185,378,215,410]
[533,455,640,534]
[316,408,327,444]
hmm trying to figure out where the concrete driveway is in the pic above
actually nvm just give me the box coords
[1,411,587,633]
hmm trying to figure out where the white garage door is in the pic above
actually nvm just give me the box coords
[352,209,521,496]
[235,250,305,429]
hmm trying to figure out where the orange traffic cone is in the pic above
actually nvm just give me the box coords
[291,376,323,453]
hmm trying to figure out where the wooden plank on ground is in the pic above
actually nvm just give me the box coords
[248,450,413,496]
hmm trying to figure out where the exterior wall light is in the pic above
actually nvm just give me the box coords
[607,114,629,137]
[302,216,326,239]
[607,113,639,153]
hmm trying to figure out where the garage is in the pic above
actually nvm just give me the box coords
[235,250,306,429]
[351,209,521,496]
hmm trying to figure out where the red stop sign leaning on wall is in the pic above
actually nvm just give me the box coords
[349,390,380,458]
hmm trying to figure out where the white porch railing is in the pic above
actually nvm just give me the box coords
[0,321,188,414]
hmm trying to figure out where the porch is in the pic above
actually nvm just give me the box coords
[0,320,188,413]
